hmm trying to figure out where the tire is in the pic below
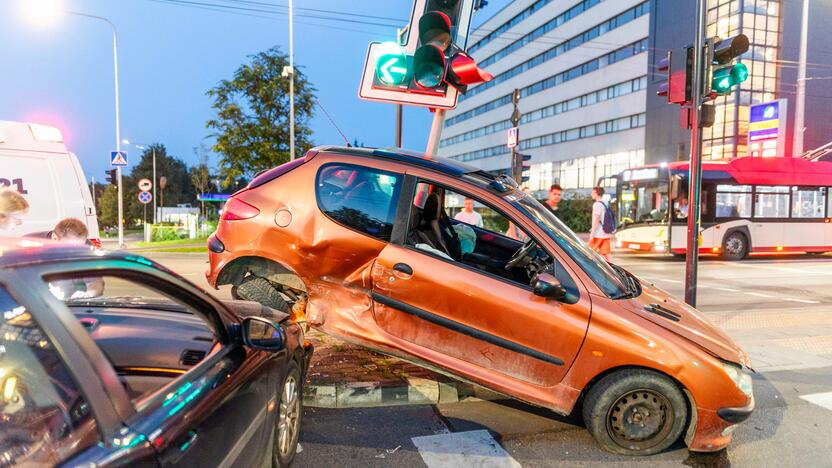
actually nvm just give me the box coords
[582,369,688,456]
[273,361,302,468]
[721,232,748,261]
[233,276,290,312]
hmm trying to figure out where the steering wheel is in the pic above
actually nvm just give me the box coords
[505,239,536,270]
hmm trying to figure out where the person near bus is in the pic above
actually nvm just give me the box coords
[0,188,29,232]
[675,194,690,219]
[589,187,614,262]
[454,197,484,228]
[47,218,104,300]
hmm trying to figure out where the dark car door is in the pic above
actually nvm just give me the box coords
[103,272,283,468]
[28,264,283,468]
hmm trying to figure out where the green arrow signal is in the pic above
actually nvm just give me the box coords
[380,57,408,84]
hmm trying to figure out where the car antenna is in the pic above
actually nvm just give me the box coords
[315,98,352,147]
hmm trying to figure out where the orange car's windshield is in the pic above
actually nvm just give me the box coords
[512,194,631,299]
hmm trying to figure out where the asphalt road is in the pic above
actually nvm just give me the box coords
[143,251,832,467]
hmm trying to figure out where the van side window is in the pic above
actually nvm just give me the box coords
[316,165,402,242]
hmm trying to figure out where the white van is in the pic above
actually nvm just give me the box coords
[0,120,100,246]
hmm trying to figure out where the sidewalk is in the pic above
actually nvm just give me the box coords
[302,329,501,408]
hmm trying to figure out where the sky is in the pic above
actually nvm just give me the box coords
[0,0,511,180]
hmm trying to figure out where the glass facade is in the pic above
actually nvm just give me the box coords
[703,0,781,160]
[527,150,646,191]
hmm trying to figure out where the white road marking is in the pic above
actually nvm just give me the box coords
[716,287,740,293]
[746,292,774,298]
[784,298,821,304]
[412,430,521,468]
[800,392,832,411]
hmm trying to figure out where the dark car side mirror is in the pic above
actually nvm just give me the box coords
[242,317,286,352]
[533,273,567,301]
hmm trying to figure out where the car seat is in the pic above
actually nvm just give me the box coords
[409,193,462,261]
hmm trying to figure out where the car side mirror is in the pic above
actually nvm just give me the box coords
[241,317,286,352]
[533,273,567,301]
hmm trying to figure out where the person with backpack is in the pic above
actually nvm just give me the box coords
[589,186,614,261]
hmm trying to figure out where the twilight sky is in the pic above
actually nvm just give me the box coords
[0,0,510,180]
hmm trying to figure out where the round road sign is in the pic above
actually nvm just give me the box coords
[138,191,153,205]
[138,178,152,192]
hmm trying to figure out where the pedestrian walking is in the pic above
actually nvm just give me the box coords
[0,187,29,232]
[589,186,614,261]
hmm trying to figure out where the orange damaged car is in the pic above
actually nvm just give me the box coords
[207,146,754,456]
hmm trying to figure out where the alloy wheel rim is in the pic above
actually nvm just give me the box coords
[606,389,674,451]
[276,375,300,459]
[726,236,744,255]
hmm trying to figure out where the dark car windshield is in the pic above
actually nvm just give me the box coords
[511,193,631,299]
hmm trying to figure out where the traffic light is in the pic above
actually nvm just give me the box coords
[657,47,693,105]
[359,0,492,109]
[708,34,749,96]
[105,169,117,186]
[519,153,531,184]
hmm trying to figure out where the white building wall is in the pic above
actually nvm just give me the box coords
[442,0,651,190]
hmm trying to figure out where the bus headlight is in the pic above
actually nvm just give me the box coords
[722,362,753,397]
[653,239,668,252]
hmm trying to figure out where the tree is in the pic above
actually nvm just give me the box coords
[207,46,316,186]
[98,185,119,228]
[126,144,195,224]
[190,144,212,221]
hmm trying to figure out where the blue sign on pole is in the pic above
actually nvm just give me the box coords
[110,151,128,167]
[138,191,152,204]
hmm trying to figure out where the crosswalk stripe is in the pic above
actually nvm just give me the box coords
[783,298,821,304]
[800,392,832,411]
[412,430,521,468]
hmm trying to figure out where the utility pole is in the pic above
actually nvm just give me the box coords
[794,0,810,158]
[288,0,296,161]
[510,88,521,180]
[396,104,403,147]
[152,146,157,224]
[684,0,709,307]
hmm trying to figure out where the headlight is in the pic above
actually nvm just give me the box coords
[722,362,753,397]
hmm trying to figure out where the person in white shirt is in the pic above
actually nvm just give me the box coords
[454,197,483,228]
[589,187,613,262]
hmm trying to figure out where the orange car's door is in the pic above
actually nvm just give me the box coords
[370,200,592,388]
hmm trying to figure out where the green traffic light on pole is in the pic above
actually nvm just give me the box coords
[374,41,409,86]
[711,62,748,94]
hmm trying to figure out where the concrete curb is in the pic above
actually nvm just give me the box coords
[302,379,505,408]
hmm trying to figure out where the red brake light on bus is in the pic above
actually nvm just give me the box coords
[222,198,260,221]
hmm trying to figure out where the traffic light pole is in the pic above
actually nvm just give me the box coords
[396,104,403,147]
[510,88,521,180]
[684,0,708,307]
[425,109,447,157]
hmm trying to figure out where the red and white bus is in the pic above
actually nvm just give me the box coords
[611,157,832,260]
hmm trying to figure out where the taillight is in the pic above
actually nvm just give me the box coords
[89,238,102,249]
[222,198,260,221]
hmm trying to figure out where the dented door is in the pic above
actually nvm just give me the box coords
[370,243,591,388]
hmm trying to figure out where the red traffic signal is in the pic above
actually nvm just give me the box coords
[447,52,494,93]
[656,47,692,105]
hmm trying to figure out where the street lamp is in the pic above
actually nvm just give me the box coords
[23,0,125,247]
[123,140,157,224]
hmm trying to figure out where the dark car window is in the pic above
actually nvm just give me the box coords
[43,273,219,403]
[0,285,98,465]
[316,164,402,241]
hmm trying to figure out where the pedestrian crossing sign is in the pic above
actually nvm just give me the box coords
[110,151,128,167]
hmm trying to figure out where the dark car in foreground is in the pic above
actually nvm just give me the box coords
[0,238,312,467]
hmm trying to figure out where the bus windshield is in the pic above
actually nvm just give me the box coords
[618,178,670,227]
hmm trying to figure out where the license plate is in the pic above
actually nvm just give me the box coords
[629,244,641,249]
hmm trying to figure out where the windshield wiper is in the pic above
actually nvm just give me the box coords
[609,264,641,299]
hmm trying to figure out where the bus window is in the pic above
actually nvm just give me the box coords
[792,187,826,219]
[716,185,752,218]
[754,186,790,218]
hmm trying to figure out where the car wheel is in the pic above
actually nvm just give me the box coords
[273,362,302,468]
[721,232,748,261]
[234,276,290,312]
[582,369,688,456]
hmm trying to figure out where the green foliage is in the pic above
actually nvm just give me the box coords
[557,198,593,233]
[98,185,119,228]
[207,46,317,186]
[151,225,187,242]
[126,144,196,222]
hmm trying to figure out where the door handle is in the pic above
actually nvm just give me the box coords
[393,263,413,275]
